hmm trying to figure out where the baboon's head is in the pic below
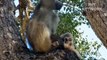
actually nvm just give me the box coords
[40,0,63,10]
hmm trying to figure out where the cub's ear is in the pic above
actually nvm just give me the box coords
[55,0,63,10]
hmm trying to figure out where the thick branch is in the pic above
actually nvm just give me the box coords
[84,0,107,48]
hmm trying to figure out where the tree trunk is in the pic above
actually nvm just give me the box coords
[0,0,81,60]
[0,0,32,59]
[84,0,107,48]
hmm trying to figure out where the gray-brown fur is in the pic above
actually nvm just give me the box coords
[26,0,62,52]
[60,33,82,59]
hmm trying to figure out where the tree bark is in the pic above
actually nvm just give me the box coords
[84,0,107,48]
[0,0,81,60]
[0,0,32,59]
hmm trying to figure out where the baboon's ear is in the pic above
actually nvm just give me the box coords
[55,0,63,10]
